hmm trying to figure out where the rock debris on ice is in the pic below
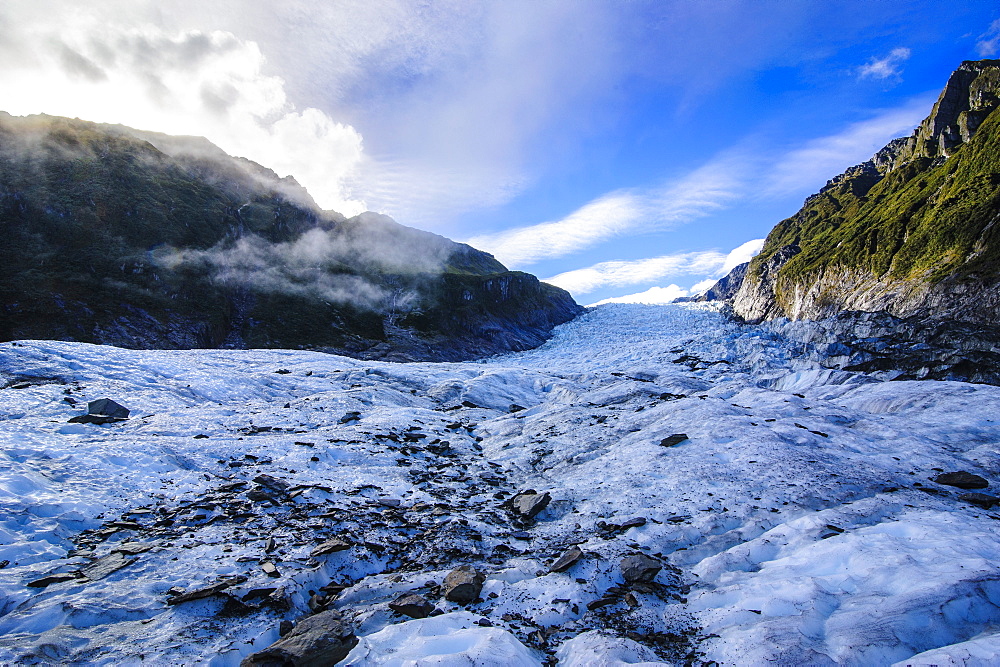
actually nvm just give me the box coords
[2,303,1000,664]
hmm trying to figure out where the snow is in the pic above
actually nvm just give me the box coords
[1,303,1000,664]
[342,611,542,665]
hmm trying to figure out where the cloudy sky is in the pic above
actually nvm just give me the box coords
[2,1,998,305]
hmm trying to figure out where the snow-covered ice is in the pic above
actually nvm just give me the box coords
[2,303,1000,664]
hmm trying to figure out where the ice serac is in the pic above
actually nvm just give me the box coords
[732,59,1000,325]
[0,113,582,360]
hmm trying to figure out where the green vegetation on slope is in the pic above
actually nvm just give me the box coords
[746,60,1000,315]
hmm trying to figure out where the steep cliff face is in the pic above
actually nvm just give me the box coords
[0,113,582,359]
[733,59,1000,324]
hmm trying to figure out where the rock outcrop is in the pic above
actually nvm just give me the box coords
[732,60,1000,325]
[695,261,750,303]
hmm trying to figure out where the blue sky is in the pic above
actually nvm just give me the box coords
[1,1,998,305]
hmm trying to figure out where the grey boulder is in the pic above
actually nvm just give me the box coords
[510,491,551,519]
[241,609,357,667]
[442,566,486,605]
[620,554,662,584]
[389,593,434,619]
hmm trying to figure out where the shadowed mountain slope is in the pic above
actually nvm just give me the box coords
[0,113,582,360]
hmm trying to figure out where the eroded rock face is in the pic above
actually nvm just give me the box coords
[696,262,749,303]
[731,245,800,324]
[761,311,1000,385]
[241,609,357,667]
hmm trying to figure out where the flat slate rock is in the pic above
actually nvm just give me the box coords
[933,471,989,489]
[960,492,1000,509]
[80,552,136,581]
[310,537,352,557]
[550,546,584,573]
[659,434,689,447]
[167,576,247,605]
[27,573,80,588]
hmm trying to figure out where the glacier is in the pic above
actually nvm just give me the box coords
[1,303,1000,665]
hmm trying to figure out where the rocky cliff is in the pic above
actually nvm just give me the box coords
[0,113,582,360]
[732,59,1000,324]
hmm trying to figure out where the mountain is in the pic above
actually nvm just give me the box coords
[731,59,1000,325]
[0,113,582,360]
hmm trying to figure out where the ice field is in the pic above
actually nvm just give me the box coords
[2,303,1000,665]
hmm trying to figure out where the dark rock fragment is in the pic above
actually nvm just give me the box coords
[509,491,551,519]
[242,587,278,602]
[442,565,486,604]
[253,474,290,493]
[69,398,130,424]
[960,492,1000,509]
[241,609,357,667]
[389,593,434,619]
[167,575,247,605]
[620,554,662,584]
[549,546,584,573]
[934,471,989,489]
[586,597,616,611]
[27,573,80,588]
[659,434,688,447]
[310,537,353,558]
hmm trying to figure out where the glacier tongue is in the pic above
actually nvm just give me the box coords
[2,303,1000,665]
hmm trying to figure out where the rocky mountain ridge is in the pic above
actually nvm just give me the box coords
[0,112,582,360]
[731,59,1000,325]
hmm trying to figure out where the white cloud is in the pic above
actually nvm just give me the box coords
[467,155,744,267]
[722,238,765,273]
[545,250,727,295]
[589,285,689,307]
[977,20,1000,57]
[0,20,367,214]
[0,1,626,226]
[689,278,718,295]
[544,237,762,297]
[764,96,930,197]
[858,47,911,80]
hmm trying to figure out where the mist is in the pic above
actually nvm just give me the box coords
[155,214,461,313]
